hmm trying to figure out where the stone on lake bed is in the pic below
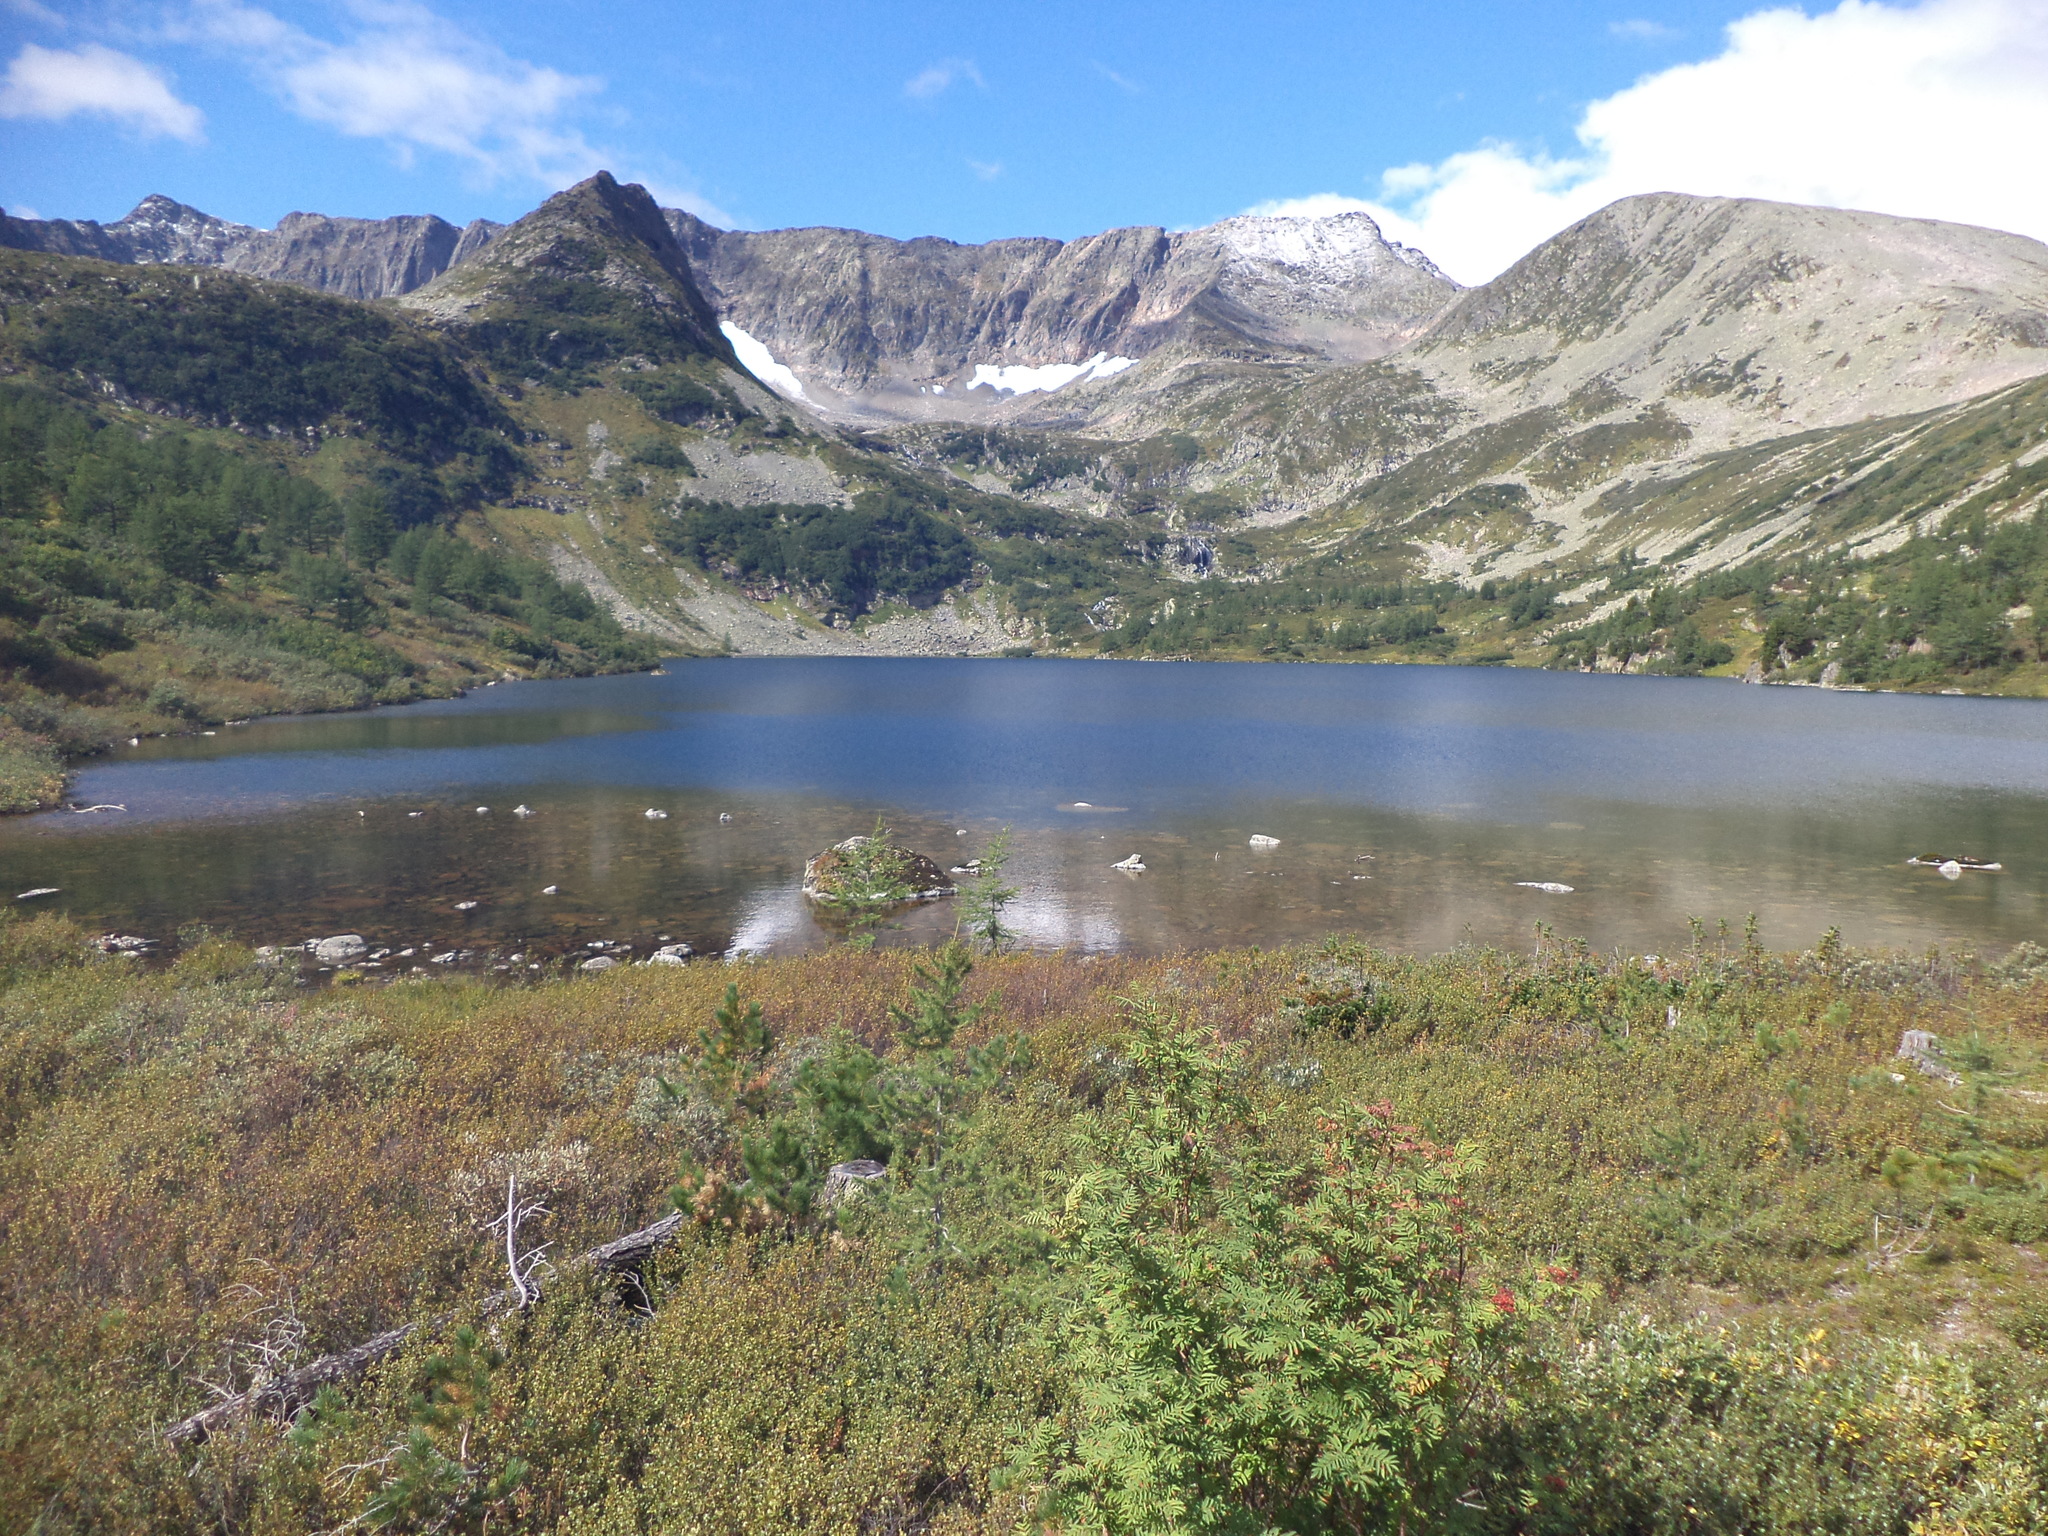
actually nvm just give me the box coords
[646,942,694,965]
[580,954,619,972]
[310,934,368,963]
[1516,881,1575,894]
[455,901,479,911]
[645,808,669,819]
[15,887,59,900]
[1112,854,1146,872]
[1248,835,1281,848]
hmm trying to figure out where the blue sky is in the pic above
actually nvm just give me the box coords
[3,1,2046,283]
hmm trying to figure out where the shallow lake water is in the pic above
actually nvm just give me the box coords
[4,657,2047,964]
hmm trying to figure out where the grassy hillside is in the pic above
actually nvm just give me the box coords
[0,376,663,810]
[2,914,2046,1531]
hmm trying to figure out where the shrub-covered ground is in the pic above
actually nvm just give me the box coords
[2,913,2046,1533]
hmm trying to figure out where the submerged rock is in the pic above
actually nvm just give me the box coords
[311,934,368,963]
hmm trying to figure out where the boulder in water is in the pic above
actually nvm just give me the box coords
[802,835,954,904]
[311,934,368,963]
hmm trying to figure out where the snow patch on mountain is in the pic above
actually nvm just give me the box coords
[968,352,1137,396]
[720,321,808,400]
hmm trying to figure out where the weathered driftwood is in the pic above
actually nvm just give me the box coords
[164,1210,689,1446]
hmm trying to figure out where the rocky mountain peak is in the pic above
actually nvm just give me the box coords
[402,171,735,371]
[1202,210,1452,286]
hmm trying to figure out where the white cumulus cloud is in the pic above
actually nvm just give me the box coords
[169,0,731,219]
[0,42,204,141]
[1251,0,2048,285]
[187,0,599,185]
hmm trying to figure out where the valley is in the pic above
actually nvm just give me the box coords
[4,172,2048,812]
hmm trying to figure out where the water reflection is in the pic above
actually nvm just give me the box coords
[4,658,2046,960]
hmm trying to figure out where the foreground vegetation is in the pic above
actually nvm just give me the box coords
[3,909,2047,1533]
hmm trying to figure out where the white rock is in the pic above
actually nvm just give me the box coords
[580,954,619,972]
[719,812,733,823]
[1248,835,1280,848]
[14,887,58,900]
[430,951,459,964]
[1112,854,1147,871]
[1939,860,1963,879]
[512,804,535,817]
[645,808,669,819]
[542,885,559,895]
[475,806,490,815]
[455,900,479,911]
[312,934,368,963]
[1516,881,1575,894]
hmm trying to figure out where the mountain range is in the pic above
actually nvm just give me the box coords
[3,170,2048,726]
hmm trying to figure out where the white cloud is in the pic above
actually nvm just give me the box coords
[183,0,601,185]
[1243,192,1385,222]
[968,158,1003,181]
[1609,17,1682,40]
[903,57,983,99]
[1251,0,2048,285]
[0,42,204,141]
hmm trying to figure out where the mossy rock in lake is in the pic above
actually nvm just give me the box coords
[801,836,954,905]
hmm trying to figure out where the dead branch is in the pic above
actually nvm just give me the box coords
[163,1209,688,1447]
[487,1175,552,1310]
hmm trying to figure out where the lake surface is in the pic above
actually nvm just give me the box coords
[4,657,2046,965]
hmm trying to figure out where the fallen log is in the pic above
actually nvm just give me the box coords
[164,1210,688,1446]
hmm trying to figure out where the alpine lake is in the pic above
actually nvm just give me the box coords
[5,657,2047,972]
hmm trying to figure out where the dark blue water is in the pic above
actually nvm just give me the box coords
[4,658,2044,960]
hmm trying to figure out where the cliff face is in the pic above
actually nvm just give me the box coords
[0,195,501,300]
[668,207,1461,419]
